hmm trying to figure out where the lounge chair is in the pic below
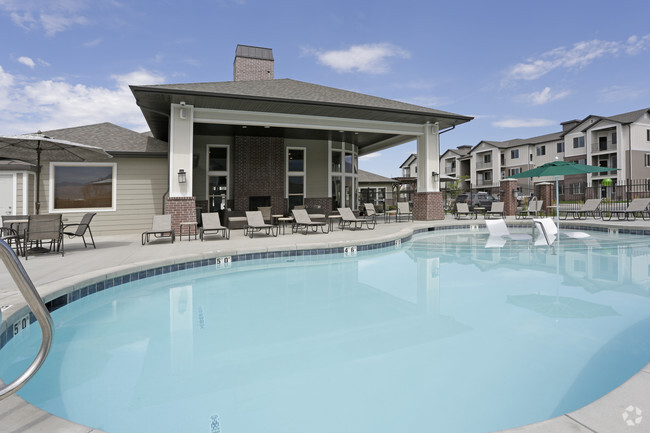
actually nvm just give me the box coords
[24,214,64,260]
[364,203,385,221]
[602,198,650,221]
[199,213,229,241]
[485,202,505,219]
[516,199,543,219]
[62,212,97,248]
[1,226,22,257]
[561,199,601,220]
[142,215,175,245]
[485,219,532,242]
[291,209,329,234]
[244,211,278,238]
[396,202,413,222]
[337,207,376,230]
[455,202,476,220]
[533,217,590,245]
[257,206,272,223]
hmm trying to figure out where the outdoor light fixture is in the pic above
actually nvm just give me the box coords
[179,101,187,120]
[178,169,187,184]
[432,171,439,182]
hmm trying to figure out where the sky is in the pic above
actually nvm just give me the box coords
[0,0,649,178]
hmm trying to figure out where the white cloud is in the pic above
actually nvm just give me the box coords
[493,118,556,128]
[504,34,650,82]
[307,43,410,74]
[0,65,165,134]
[17,56,35,68]
[599,85,649,103]
[359,153,381,161]
[519,87,570,105]
[1,0,90,35]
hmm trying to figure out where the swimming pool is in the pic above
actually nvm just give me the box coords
[1,228,650,433]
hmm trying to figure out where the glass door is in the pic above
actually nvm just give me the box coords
[207,146,228,212]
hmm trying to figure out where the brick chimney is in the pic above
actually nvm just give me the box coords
[234,45,274,81]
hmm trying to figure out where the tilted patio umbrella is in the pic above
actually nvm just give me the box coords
[0,131,112,214]
[508,160,618,229]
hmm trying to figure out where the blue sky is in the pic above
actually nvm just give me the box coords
[1,0,649,177]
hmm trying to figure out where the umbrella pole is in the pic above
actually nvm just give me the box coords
[555,175,560,230]
[35,142,41,215]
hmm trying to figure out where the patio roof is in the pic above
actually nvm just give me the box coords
[130,79,473,152]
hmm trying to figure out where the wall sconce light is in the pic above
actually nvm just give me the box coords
[179,101,187,120]
[178,169,187,184]
[431,171,439,182]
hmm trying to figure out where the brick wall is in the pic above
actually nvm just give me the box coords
[166,196,196,235]
[234,57,274,81]
[536,182,553,215]
[304,197,333,214]
[413,192,444,220]
[500,179,519,216]
[233,136,285,214]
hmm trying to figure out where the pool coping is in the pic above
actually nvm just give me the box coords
[1,219,649,433]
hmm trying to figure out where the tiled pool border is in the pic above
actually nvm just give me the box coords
[3,223,650,350]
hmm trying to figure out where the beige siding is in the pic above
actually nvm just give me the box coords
[286,138,329,198]
[39,157,167,235]
[15,173,23,214]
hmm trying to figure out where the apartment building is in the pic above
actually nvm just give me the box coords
[440,107,650,198]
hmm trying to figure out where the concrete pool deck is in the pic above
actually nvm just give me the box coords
[1,215,649,433]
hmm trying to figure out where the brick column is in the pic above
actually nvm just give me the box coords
[166,196,197,235]
[500,179,519,216]
[413,192,444,220]
[536,182,553,216]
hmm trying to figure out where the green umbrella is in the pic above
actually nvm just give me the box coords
[508,160,618,229]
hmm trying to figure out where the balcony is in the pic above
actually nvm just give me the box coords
[591,141,617,153]
[444,165,456,174]
[475,161,493,170]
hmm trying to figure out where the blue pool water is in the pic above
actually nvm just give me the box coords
[2,230,650,433]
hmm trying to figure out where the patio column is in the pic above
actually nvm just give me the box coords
[536,182,553,216]
[167,102,196,235]
[500,179,519,216]
[413,122,444,220]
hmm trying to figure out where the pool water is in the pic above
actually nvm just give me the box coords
[2,230,650,433]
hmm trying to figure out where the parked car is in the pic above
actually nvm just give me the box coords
[455,192,498,211]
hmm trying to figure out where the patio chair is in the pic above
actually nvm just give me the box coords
[291,209,329,234]
[516,199,543,219]
[485,219,532,241]
[455,202,476,220]
[485,202,505,219]
[337,207,376,230]
[364,203,385,221]
[396,202,413,222]
[62,212,97,248]
[199,212,230,241]
[244,211,278,238]
[533,218,590,246]
[602,198,650,221]
[141,215,175,245]
[24,214,64,260]
[561,199,602,220]
[1,226,22,257]
[257,206,272,223]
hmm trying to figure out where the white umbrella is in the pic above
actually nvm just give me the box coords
[0,131,112,214]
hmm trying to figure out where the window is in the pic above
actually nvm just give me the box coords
[483,153,491,163]
[612,132,617,145]
[287,147,305,209]
[536,145,546,156]
[50,162,116,212]
[345,152,354,173]
[557,142,564,153]
[647,129,650,141]
[578,158,586,165]
[508,167,522,176]
[510,149,519,159]
[331,151,342,172]
[207,145,229,212]
[573,136,585,148]
[645,154,650,167]
[484,171,492,181]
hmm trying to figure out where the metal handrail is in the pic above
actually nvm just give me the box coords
[0,239,54,400]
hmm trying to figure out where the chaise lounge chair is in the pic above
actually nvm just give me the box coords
[142,215,175,245]
[516,199,543,219]
[601,198,650,221]
[485,202,505,219]
[455,202,476,220]
[291,209,329,234]
[485,219,532,245]
[244,211,278,238]
[561,198,601,220]
[533,217,590,245]
[364,203,385,221]
[199,212,230,241]
[396,202,413,222]
[337,207,376,230]
[63,212,97,248]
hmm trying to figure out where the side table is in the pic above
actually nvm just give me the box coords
[180,221,198,241]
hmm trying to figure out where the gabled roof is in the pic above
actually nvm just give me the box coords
[358,169,396,184]
[399,153,417,168]
[131,78,473,144]
[581,107,650,132]
[41,122,168,155]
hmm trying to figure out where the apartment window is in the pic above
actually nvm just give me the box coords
[536,145,546,156]
[645,154,650,167]
[557,142,564,153]
[511,149,519,159]
[49,162,117,212]
[508,167,522,176]
[647,129,650,141]
[483,171,492,181]
[287,147,305,209]
[578,158,586,165]
[612,132,617,145]
[573,136,585,148]
[483,154,491,163]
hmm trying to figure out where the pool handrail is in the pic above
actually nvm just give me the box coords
[0,239,54,400]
